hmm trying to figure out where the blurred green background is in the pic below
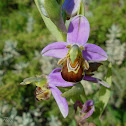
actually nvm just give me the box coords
[0,0,126,125]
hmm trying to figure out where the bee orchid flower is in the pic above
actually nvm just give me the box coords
[42,15,108,82]
[20,68,76,118]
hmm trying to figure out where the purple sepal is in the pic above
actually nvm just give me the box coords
[83,43,108,61]
[84,76,110,88]
[67,15,90,46]
[50,86,68,118]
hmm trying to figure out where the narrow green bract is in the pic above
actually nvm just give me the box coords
[34,0,66,41]
[20,77,47,88]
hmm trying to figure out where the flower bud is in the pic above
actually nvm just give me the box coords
[81,100,94,120]
[74,100,95,121]
[62,0,81,17]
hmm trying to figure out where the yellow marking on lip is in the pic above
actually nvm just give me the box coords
[67,58,80,74]
[83,59,89,70]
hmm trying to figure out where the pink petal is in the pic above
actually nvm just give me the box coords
[50,86,69,118]
[41,42,67,54]
[48,70,76,87]
[83,43,108,61]
[67,15,90,46]
[42,48,68,58]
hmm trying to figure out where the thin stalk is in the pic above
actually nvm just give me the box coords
[80,0,85,16]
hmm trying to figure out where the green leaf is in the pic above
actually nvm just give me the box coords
[96,63,112,117]
[37,0,48,17]
[61,83,85,101]
[20,76,47,88]
[34,0,66,41]
[123,112,126,123]
[44,0,66,32]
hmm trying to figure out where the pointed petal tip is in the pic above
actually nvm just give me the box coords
[84,76,110,88]
[105,55,108,60]
[41,48,68,59]
[20,82,25,85]
[41,50,44,56]
[50,87,69,118]
[62,110,68,118]
[97,78,110,88]
[103,52,108,60]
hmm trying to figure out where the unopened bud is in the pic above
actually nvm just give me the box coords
[62,0,81,17]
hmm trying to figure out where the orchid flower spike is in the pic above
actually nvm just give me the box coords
[20,68,76,118]
[42,15,108,82]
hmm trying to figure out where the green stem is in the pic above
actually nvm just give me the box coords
[80,0,85,16]
[80,82,88,102]
[61,31,67,41]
